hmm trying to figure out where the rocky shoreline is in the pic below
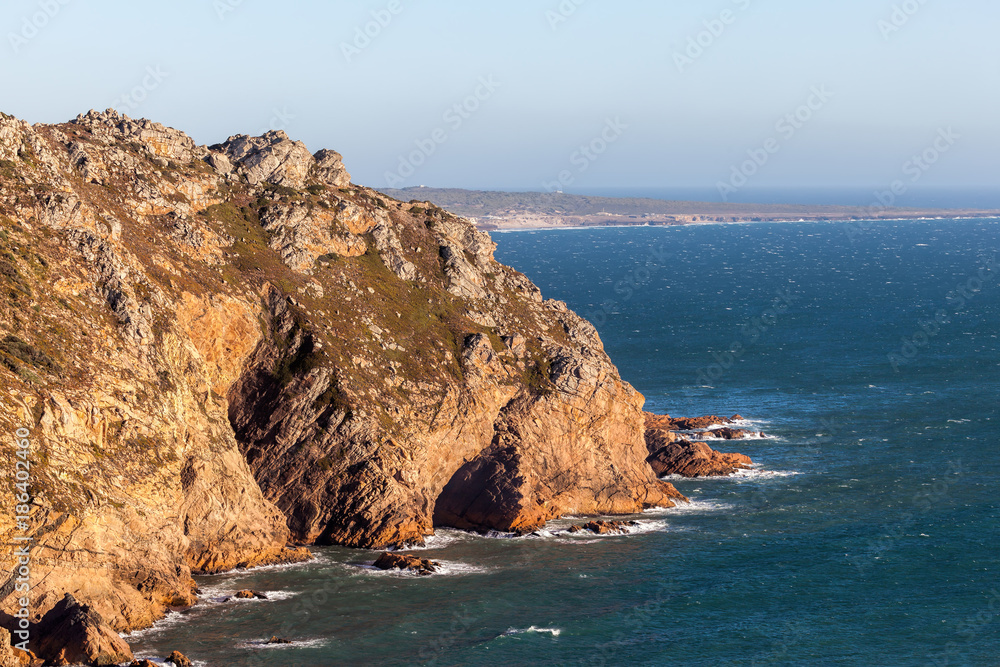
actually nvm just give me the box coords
[0,109,757,665]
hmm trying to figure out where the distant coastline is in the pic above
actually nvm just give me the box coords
[379,186,1000,231]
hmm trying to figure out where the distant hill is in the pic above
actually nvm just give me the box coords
[378,186,1000,230]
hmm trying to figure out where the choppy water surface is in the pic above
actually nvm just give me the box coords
[132,218,1000,666]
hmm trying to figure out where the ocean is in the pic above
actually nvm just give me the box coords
[130,218,1000,666]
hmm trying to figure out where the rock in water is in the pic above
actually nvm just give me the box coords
[567,520,639,535]
[646,440,753,478]
[643,412,753,477]
[30,594,134,666]
[697,427,751,440]
[167,651,193,667]
[373,552,440,575]
[231,590,268,600]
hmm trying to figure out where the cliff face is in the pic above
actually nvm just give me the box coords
[0,109,680,633]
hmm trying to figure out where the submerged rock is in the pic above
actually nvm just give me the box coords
[373,552,441,575]
[166,651,193,667]
[567,520,640,535]
[696,427,753,440]
[263,637,293,645]
[226,590,268,601]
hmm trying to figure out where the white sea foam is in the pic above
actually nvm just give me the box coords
[196,555,318,577]
[392,529,472,551]
[501,626,562,638]
[193,583,299,604]
[729,467,802,480]
[259,590,299,601]
[705,430,776,441]
[130,658,210,667]
[349,559,488,577]
[121,611,194,640]
[548,519,670,541]
[643,499,736,515]
[236,638,328,650]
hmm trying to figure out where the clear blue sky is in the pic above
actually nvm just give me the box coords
[2,0,997,193]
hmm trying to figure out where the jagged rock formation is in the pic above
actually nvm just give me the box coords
[166,651,192,667]
[645,413,743,432]
[643,412,754,478]
[645,414,753,478]
[0,627,37,666]
[0,109,682,645]
[29,594,133,666]
[566,520,639,535]
[644,413,763,442]
[646,439,753,478]
[373,552,439,575]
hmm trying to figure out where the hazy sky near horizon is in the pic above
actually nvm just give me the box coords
[2,0,997,194]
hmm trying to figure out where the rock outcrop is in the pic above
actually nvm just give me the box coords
[0,628,38,667]
[643,413,762,460]
[226,590,268,601]
[0,109,684,655]
[646,440,753,478]
[566,520,639,535]
[646,413,743,432]
[29,594,133,666]
[166,650,192,667]
[645,413,753,477]
[701,427,753,440]
[372,552,439,575]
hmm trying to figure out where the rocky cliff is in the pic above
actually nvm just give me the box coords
[0,110,682,643]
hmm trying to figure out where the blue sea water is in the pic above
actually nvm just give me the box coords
[131,218,1000,666]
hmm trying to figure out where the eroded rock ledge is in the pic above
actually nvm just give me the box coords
[644,412,755,478]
